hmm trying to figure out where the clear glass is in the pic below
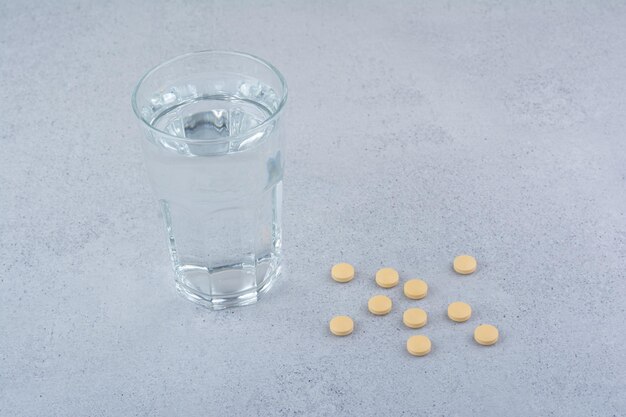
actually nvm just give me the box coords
[131,51,287,309]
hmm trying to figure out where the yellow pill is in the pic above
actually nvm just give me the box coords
[368,295,392,315]
[329,315,354,336]
[403,308,427,328]
[474,324,499,346]
[331,263,355,283]
[403,279,428,299]
[447,301,472,322]
[406,335,431,356]
[375,267,399,288]
[453,255,477,274]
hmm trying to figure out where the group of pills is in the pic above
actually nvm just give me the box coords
[328,255,499,356]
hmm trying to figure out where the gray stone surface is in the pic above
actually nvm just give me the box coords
[1,1,625,416]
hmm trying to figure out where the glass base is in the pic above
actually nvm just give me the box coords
[174,264,281,310]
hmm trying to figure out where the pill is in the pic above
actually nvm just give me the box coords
[474,324,499,345]
[453,255,477,274]
[368,295,392,315]
[406,335,431,356]
[331,263,355,283]
[403,279,428,299]
[375,267,399,288]
[447,301,472,322]
[403,308,428,328]
[329,315,354,336]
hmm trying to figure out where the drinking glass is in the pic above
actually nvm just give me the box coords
[131,51,287,309]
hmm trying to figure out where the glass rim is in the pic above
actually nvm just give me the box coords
[131,49,288,144]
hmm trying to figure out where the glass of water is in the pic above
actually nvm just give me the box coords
[131,51,287,309]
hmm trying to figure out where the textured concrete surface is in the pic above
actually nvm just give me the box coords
[1,1,625,416]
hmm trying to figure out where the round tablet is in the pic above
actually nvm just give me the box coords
[406,335,431,356]
[375,268,399,288]
[331,263,355,283]
[474,324,499,346]
[447,301,472,322]
[453,255,477,274]
[403,308,427,328]
[368,295,392,315]
[329,316,354,336]
[403,279,428,299]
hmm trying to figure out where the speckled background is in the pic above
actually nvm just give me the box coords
[1,1,625,416]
